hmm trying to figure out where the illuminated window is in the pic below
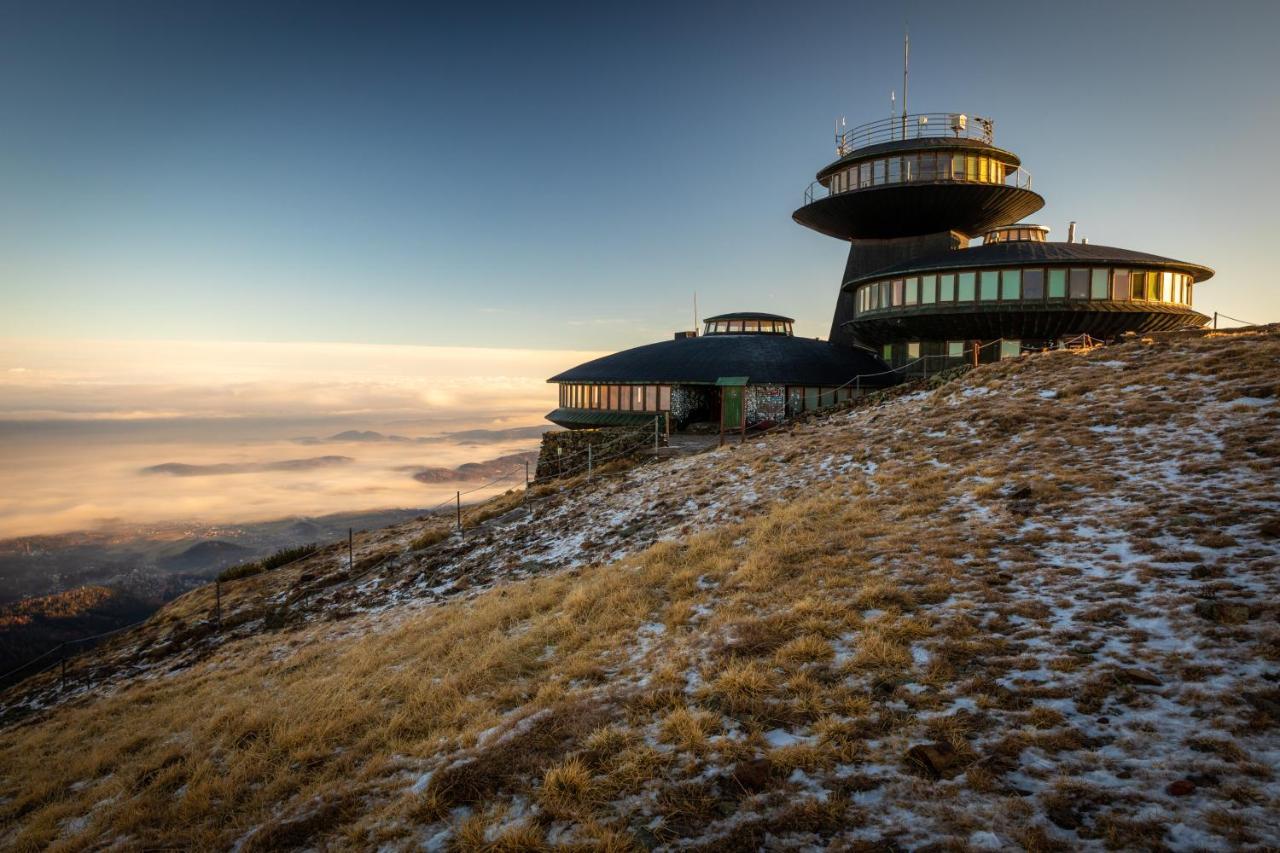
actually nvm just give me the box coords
[957,272,976,301]
[939,273,956,301]
[1112,269,1130,301]
[979,157,989,183]
[1023,268,1044,300]
[1162,272,1174,302]
[947,340,965,358]
[1091,269,1109,299]
[1000,339,1021,359]
[965,155,978,181]
[907,341,921,359]
[729,320,742,332]
[659,386,671,410]
[905,277,919,305]
[980,270,999,301]
[892,279,904,306]
[951,153,965,179]
[881,344,892,362]
[1001,269,1021,300]
[1130,271,1147,300]
[921,274,937,304]
[1048,269,1066,298]
[1185,282,1193,305]
[1068,268,1089,299]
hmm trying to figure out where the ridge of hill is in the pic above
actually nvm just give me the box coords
[0,327,1277,851]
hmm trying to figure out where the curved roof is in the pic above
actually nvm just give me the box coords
[548,335,893,387]
[844,241,1215,289]
[793,182,1045,241]
[703,311,794,323]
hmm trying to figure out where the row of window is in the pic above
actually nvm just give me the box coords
[788,386,860,413]
[704,319,793,335]
[855,267,1194,314]
[558,383,672,412]
[882,339,1023,363]
[828,152,1013,194]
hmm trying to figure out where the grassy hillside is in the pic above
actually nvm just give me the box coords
[0,327,1277,851]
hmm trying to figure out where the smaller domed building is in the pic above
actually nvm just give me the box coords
[546,312,893,432]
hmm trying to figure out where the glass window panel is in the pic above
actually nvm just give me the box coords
[951,153,964,180]
[606,385,616,409]
[1068,268,1089,299]
[859,161,872,187]
[919,153,936,181]
[965,155,977,181]
[947,340,965,357]
[957,272,976,301]
[905,277,919,305]
[881,344,892,362]
[887,157,901,183]
[729,320,742,332]
[1000,339,1021,359]
[1022,268,1044,300]
[805,386,819,410]
[907,341,921,359]
[874,159,886,184]
[1162,271,1174,302]
[980,270,999,301]
[1001,269,1021,300]
[1090,268,1109,299]
[1048,268,1066,298]
[1185,282,1193,305]
[939,273,956,301]
[659,386,671,410]
[744,320,759,332]
[979,157,988,183]
[1111,269,1130,301]
[1130,271,1146,300]
[879,281,890,308]
[892,279,904,306]
[922,274,937,304]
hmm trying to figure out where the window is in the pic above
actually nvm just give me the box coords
[881,344,892,361]
[1000,339,1021,359]
[951,153,965,180]
[1130,271,1147,300]
[1091,268,1109,300]
[965,155,978,181]
[1048,269,1066,298]
[905,277,919,305]
[1162,272,1174,302]
[957,272,976,301]
[729,320,742,332]
[633,386,646,410]
[1001,269,1021,300]
[874,159,886,184]
[805,386,819,410]
[859,161,872,188]
[919,153,936,181]
[1112,269,1130,301]
[980,270,999,301]
[892,279,904,306]
[605,386,617,409]
[907,341,921,359]
[1068,268,1089,299]
[921,274,937,304]
[879,281,890,308]
[590,386,600,408]
[979,157,988,183]
[939,273,956,301]
[888,157,901,183]
[659,386,671,410]
[1185,282,1193,305]
[1023,268,1045,300]
[947,340,965,358]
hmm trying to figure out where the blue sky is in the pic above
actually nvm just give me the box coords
[2,0,1277,350]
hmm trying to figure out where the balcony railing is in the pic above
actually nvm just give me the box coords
[803,163,1032,205]
[835,112,995,156]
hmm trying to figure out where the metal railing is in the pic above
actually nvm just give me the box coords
[836,112,994,156]
[803,162,1032,206]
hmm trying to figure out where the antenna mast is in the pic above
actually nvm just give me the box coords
[902,26,909,139]
[693,291,698,333]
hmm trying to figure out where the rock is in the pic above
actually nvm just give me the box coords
[1047,804,1081,830]
[730,758,774,792]
[1166,779,1196,796]
[1187,772,1220,788]
[1194,600,1251,624]
[1112,667,1163,687]
[905,741,962,779]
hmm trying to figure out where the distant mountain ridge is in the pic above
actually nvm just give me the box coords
[291,426,549,446]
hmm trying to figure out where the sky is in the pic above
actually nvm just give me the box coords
[1,0,1277,353]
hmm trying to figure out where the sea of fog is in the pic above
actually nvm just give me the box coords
[0,339,604,538]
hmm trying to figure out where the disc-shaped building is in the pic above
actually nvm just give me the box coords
[794,112,1213,368]
[546,312,893,430]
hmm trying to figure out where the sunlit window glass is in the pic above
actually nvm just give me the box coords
[980,270,999,301]
[905,277,919,305]
[1090,269,1109,299]
[1048,269,1066,298]
[1001,269,1021,300]
[921,275,937,304]
[1023,268,1044,300]
[1112,269,1130,301]
[957,272,976,301]
[939,273,956,301]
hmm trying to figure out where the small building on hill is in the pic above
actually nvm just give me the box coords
[546,312,894,432]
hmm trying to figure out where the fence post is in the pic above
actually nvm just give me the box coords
[456,491,462,533]
[1213,311,1218,330]
[215,580,222,632]
[525,459,530,488]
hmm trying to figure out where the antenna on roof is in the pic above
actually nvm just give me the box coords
[901,25,909,139]
[693,291,699,334]
[890,90,896,138]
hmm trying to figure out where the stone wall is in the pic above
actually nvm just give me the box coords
[746,384,785,425]
[534,424,665,481]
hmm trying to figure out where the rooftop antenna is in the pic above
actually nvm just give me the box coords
[890,90,896,140]
[901,25,909,139]
[693,291,698,333]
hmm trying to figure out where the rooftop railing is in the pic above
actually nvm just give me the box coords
[835,112,995,157]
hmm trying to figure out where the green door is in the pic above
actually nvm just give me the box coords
[720,386,743,430]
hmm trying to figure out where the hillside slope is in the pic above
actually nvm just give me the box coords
[0,327,1277,851]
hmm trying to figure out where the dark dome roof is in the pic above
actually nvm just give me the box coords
[703,311,795,323]
[846,241,1214,289]
[548,335,892,387]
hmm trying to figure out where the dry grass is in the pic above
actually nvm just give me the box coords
[1,327,1278,850]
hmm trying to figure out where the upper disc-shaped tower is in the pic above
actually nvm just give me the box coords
[792,112,1044,240]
